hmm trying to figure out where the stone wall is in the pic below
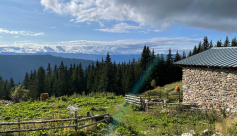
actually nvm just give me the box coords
[182,67,237,113]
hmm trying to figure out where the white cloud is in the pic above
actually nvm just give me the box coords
[193,34,198,36]
[40,0,237,33]
[0,28,44,36]
[0,36,2,38]
[50,26,56,29]
[0,37,201,54]
[14,36,19,38]
[95,23,141,33]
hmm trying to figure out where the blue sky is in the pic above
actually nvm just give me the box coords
[0,0,237,55]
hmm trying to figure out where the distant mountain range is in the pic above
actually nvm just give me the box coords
[0,55,96,83]
[0,52,170,83]
[0,52,168,63]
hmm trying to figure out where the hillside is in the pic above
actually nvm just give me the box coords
[0,82,235,135]
[0,55,95,83]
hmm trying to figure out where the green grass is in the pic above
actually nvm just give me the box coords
[1,81,237,135]
[141,81,183,103]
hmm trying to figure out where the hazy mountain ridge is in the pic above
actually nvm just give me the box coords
[0,52,168,63]
[0,55,96,83]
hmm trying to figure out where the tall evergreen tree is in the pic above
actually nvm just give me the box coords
[223,36,230,47]
[187,50,192,57]
[115,63,122,94]
[36,66,46,97]
[0,76,5,100]
[166,48,174,65]
[45,63,53,95]
[231,36,237,47]
[197,41,202,53]
[202,36,209,50]
[209,40,213,48]
[192,45,198,55]
[174,50,181,62]
[140,45,151,71]
[216,39,222,47]
[23,72,29,89]
[4,80,11,100]
[182,50,186,59]
[100,52,114,94]
[9,77,15,89]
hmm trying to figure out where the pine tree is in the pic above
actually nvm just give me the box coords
[202,36,209,50]
[223,36,230,47]
[166,48,174,65]
[9,77,15,89]
[231,36,237,47]
[216,39,222,47]
[36,66,46,97]
[140,45,151,71]
[100,52,114,94]
[158,53,166,86]
[52,64,58,96]
[23,72,29,89]
[209,40,213,48]
[0,76,5,100]
[115,63,123,94]
[197,41,202,53]
[4,79,11,100]
[187,50,192,57]
[182,50,186,59]
[174,50,181,62]
[192,45,198,55]
[45,63,53,95]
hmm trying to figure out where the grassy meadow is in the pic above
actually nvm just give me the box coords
[0,81,237,135]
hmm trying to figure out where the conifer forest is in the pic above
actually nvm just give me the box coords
[0,36,236,100]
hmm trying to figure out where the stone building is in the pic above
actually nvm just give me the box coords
[174,47,237,113]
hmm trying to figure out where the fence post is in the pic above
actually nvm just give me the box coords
[86,111,90,117]
[159,91,161,99]
[17,117,20,136]
[74,111,78,134]
[140,97,142,107]
[146,102,149,113]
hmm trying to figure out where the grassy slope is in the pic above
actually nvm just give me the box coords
[1,81,237,135]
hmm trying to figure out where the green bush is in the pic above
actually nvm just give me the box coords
[10,84,29,103]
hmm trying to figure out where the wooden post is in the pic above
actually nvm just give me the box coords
[146,102,149,113]
[91,110,97,129]
[74,111,78,134]
[17,117,20,136]
[140,97,142,107]
[86,111,90,117]
[159,91,161,99]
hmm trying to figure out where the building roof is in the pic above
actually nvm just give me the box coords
[174,47,237,68]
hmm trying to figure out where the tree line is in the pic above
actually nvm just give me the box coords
[0,36,235,101]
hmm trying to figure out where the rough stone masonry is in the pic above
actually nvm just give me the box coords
[182,67,237,114]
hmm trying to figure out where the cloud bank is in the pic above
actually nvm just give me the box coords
[95,23,141,33]
[41,0,237,33]
[0,37,201,55]
[0,28,44,36]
